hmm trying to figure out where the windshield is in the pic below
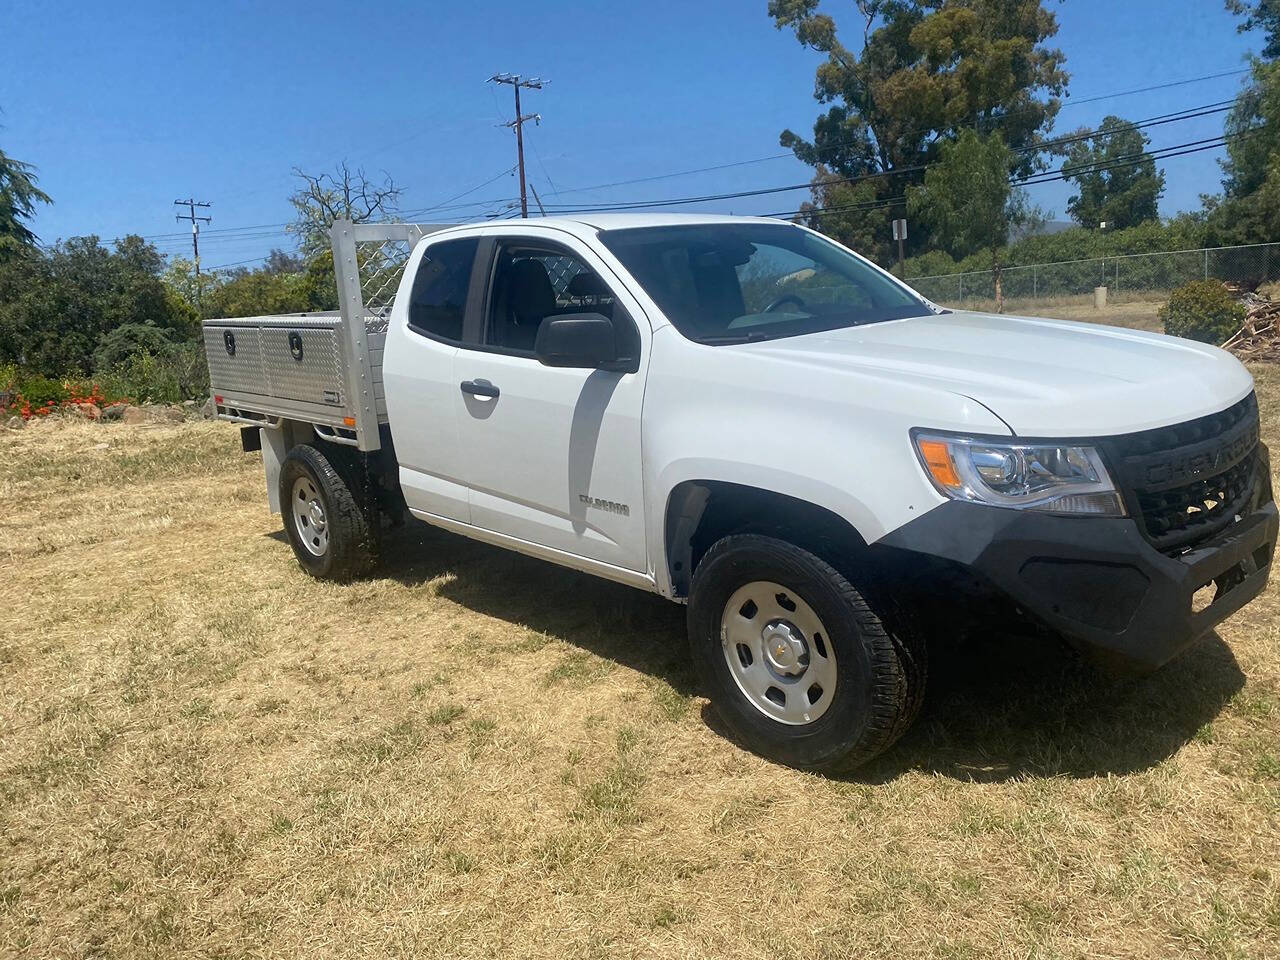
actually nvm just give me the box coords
[597,222,933,344]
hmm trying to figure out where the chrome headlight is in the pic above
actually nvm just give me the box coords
[912,432,1125,516]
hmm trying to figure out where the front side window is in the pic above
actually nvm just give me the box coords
[485,239,628,353]
[406,237,479,342]
[598,223,932,344]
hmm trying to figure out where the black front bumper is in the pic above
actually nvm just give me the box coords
[879,456,1277,674]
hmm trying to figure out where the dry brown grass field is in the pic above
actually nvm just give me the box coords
[2,367,1278,959]
[941,293,1166,332]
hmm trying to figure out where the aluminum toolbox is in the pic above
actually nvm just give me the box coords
[204,313,364,429]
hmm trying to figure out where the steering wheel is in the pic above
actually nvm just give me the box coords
[764,293,807,313]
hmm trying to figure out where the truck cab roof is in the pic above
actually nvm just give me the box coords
[446,212,789,234]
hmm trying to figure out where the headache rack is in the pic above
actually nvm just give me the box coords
[203,219,454,451]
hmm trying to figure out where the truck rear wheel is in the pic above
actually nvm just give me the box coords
[279,443,375,581]
[688,534,921,772]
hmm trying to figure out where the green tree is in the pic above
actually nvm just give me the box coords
[907,129,1039,309]
[199,255,337,319]
[1204,59,1280,246]
[262,248,305,274]
[1220,60,1280,199]
[0,146,52,255]
[288,162,402,258]
[163,256,224,309]
[93,322,177,368]
[1227,0,1280,60]
[770,0,1068,260]
[0,235,195,374]
[1061,116,1165,229]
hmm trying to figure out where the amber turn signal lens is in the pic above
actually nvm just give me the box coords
[343,416,356,427]
[917,439,961,488]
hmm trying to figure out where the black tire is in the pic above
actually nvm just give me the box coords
[688,534,921,772]
[279,443,376,581]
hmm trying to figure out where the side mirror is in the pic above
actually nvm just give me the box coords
[534,313,634,371]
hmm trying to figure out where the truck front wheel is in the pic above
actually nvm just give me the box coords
[279,443,376,581]
[688,534,922,772]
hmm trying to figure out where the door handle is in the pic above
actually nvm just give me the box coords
[460,379,500,399]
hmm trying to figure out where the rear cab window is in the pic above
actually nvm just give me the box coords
[406,237,480,342]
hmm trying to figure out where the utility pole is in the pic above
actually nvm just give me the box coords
[174,198,212,307]
[488,74,545,218]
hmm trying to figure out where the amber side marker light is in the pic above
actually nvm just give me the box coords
[343,416,357,427]
[917,439,961,488]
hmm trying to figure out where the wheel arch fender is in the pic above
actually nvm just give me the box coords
[657,464,874,599]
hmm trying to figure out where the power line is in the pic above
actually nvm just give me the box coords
[106,71,1257,254]
[157,119,1246,256]
[764,193,908,220]
[205,255,271,271]
[399,165,517,218]
[528,138,559,196]
[1064,68,1251,106]
[1019,133,1242,185]
[763,128,1260,220]
[539,78,1247,200]
[537,102,1241,216]
[142,219,288,241]
[138,119,1247,265]
[543,153,802,198]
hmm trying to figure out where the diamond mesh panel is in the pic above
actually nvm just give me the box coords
[357,238,414,317]
[539,254,588,300]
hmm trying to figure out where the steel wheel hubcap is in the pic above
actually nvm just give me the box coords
[720,581,837,725]
[762,620,808,675]
[291,476,328,557]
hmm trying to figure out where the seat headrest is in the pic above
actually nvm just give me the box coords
[505,258,556,322]
[567,271,611,299]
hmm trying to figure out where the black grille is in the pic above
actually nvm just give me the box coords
[1100,393,1262,555]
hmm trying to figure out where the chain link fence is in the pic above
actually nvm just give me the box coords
[907,242,1280,310]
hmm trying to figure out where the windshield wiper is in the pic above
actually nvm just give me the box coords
[697,330,775,344]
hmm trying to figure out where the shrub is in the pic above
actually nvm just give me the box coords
[15,373,69,407]
[96,351,182,405]
[163,341,211,400]
[905,249,961,280]
[0,362,17,414]
[1159,280,1247,345]
[94,323,175,369]
[95,342,209,405]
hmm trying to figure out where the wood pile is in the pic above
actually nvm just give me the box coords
[1223,292,1280,362]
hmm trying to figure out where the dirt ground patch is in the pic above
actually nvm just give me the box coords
[2,370,1279,959]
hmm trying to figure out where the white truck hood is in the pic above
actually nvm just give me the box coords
[744,310,1255,438]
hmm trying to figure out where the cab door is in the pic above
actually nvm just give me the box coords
[452,230,650,573]
[382,235,483,523]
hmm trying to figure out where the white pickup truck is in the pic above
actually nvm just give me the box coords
[204,213,1276,771]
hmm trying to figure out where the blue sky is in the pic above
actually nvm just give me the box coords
[1,0,1267,268]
